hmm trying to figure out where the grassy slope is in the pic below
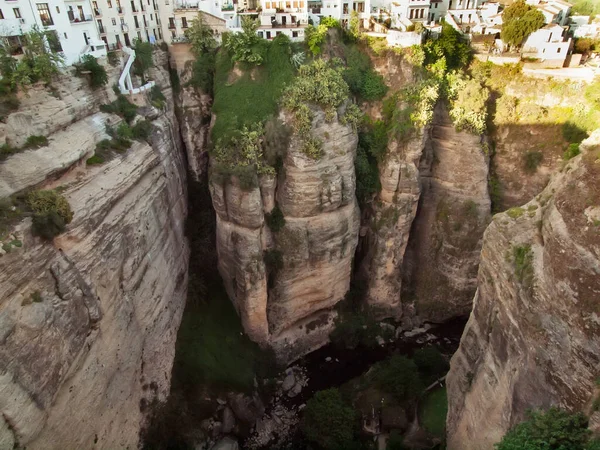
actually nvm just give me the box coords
[419,387,448,438]
[211,38,295,145]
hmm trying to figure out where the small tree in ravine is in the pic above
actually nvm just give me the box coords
[495,407,600,450]
[500,0,545,49]
[185,13,217,56]
[301,388,359,450]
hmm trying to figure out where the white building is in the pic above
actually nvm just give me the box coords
[570,15,600,38]
[526,0,571,26]
[0,0,105,64]
[522,22,571,66]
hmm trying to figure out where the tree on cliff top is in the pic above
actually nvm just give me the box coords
[185,13,217,56]
[500,0,545,48]
[495,407,600,450]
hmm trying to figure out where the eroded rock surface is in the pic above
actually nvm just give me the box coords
[0,55,189,449]
[402,103,491,322]
[209,107,360,362]
[446,131,600,450]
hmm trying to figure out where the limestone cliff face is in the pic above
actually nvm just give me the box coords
[358,127,427,320]
[209,107,360,362]
[402,104,491,322]
[0,54,189,449]
[446,131,600,450]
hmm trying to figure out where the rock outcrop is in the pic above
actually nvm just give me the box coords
[446,131,600,450]
[0,53,189,449]
[402,103,491,322]
[358,126,427,320]
[209,107,360,362]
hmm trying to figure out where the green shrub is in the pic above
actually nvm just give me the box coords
[447,73,489,134]
[31,290,42,302]
[149,85,166,109]
[564,143,581,160]
[116,122,133,139]
[355,145,380,205]
[185,13,217,56]
[330,309,379,350]
[100,95,138,123]
[86,154,104,165]
[76,55,108,89]
[223,17,265,65]
[507,207,524,219]
[301,389,358,450]
[263,117,290,168]
[371,355,423,403]
[265,205,285,232]
[512,244,533,287]
[562,121,588,144]
[132,120,153,140]
[361,70,388,100]
[413,346,449,384]
[26,190,73,240]
[132,39,153,83]
[189,52,215,94]
[0,143,17,160]
[495,408,591,450]
[107,51,120,67]
[387,430,408,450]
[23,135,48,149]
[523,151,543,173]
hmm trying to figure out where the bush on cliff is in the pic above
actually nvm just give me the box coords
[370,355,423,404]
[74,55,108,89]
[26,190,73,240]
[495,408,595,450]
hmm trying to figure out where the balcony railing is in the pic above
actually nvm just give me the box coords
[117,6,124,13]
[168,22,176,29]
[174,2,198,10]
[94,7,101,15]
[121,23,129,31]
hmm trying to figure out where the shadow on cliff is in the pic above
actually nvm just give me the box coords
[141,177,277,450]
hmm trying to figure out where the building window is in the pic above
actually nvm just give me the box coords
[0,10,4,20]
[37,3,54,26]
[131,1,137,12]
[150,13,153,20]
[342,3,348,13]
[108,0,112,7]
[265,2,270,8]
[557,47,561,53]
[143,14,147,26]
[168,17,175,28]
[134,15,139,27]
[137,30,141,39]
[292,30,298,37]
[293,1,297,7]
[258,31,263,38]
[182,16,187,27]
[64,32,67,38]
[112,17,116,24]
[13,8,21,18]
[145,29,149,40]
[120,17,125,24]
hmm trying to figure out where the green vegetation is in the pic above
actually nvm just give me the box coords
[185,13,218,56]
[26,190,73,240]
[512,244,533,287]
[413,346,449,385]
[0,26,64,89]
[423,22,471,71]
[212,33,294,146]
[330,307,379,350]
[189,52,215,94]
[282,58,349,158]
[564,143,581,161]
[0,78,19,121]
[501,0,545,48]
[265,205,285,232]
[100,94,138,123]
[304,17,340,56]
[571,0,600,17]
[387,430,408,450]
[343,45,388,101]
[132,39,153,83]
[107,50,120,67]
[507,207,525,219]
[74,55,108,89]
[446,72,489,134]
[1,135,49,161]
[495,408,597,450]
[223,17,265,65]
[523,150,543,173]
[87,120,151,165]
[263,248,283,276]
[31,290,42,303]
[301,388,359,450]
[355,127,382,205]
[419,387,448,438]
[149,85,166,109]
[371,355,423,404]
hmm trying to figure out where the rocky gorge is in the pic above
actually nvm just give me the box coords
[0,25,599,450]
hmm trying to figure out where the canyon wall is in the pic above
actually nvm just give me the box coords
[402,103,491,322]
[0,53,189,449]
[446,130,600,450]
[209,107,360,362]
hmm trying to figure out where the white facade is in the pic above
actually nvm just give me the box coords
[0,0,104,64]
[527,0,571,26]
[570,15,600,38]
[522,23,571,65]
